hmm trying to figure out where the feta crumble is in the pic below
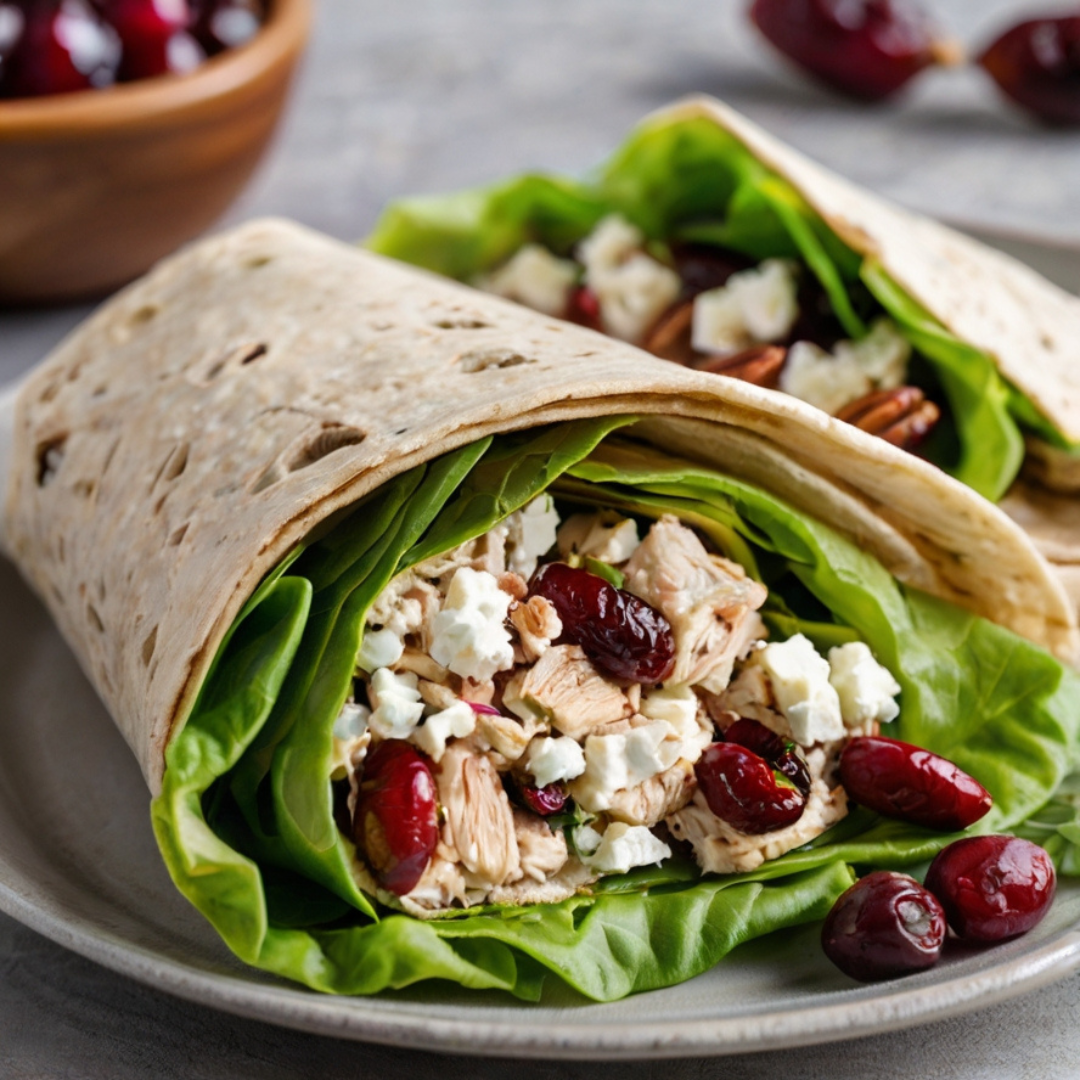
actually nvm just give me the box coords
[691,259,799,355]
[584,822,672,874]
[411,700,477,762]
[478,243,579,317]
[578,215,681,343]
[572,722,683,811]
[368,669,425,740]
[429,567,514,682]
[756,634,845,745]
[557,510,640,565]
[526,735,587,789]
[505,494,560,579]
[357,627,404,673]
[828,642,901,728]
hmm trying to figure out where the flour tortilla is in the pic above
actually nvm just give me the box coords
[0,218,1074,794]
[649,97,1080,604]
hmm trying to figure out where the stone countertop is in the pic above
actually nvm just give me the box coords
[3,0,1080,1075]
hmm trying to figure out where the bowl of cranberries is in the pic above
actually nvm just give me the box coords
[0,0,310,303]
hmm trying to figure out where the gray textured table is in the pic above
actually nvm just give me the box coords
[3,0,1080,1074]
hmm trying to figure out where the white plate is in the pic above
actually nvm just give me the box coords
[2,554,1080,1060]
[2,226,1079,1061]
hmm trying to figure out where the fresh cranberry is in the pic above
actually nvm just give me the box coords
[519,782,567,817]
[979,17,1080,127]
[353,740,439,897]
[925,836,1056,943]
[695,741,806,834]
[749,0,942,101]
[190,0,263,54]
[723,718,811,796]
[565,284,602,332]
[822,871,946,981]
[839,736,992,831]
[529,562,676,684]
[4,0,121,97]
[95,0,204,80]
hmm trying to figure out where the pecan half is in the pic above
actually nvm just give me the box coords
[695,344,787,388]
[836,387,941,450]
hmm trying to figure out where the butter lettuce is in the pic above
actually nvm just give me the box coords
[367,112,1075,500]
[152,423,1080,1001]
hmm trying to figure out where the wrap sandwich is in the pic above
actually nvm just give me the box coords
[2,218,1080,1001]
[367,96,1080,614]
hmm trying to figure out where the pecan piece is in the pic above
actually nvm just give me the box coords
[695,344,787,388]
[836,387,941,450]
[643,301,696,364]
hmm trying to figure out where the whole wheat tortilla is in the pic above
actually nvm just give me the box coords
[0,218,1074,794]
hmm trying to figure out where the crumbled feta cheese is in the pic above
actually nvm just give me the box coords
[828,642,901,728]
[368,668,425,740]
[779,340,871,415]
[838,318,911,389]
[505,494,561,579]
[429,567,514,682]
[333,702,371,741]
[572,722,682,811]
[573,823,604,856]
[757,634,845,745]
[478,243,579,316]
[557,511,640,564]
[779,318,912,415]
[584,823,672,874]
[411,700,477,762]
[578,215,680,343]
[691,259,799,355]
[526,735,587,789]
[357,627,404,672]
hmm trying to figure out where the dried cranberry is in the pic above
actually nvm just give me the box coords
[0,3,23,92]
[4,0,121,97]
[749,0,943,101]
[353,740,439,897]
[925,836,1056,943]
[669,242,755,301]
[530,562,676,684]
[822,871,946,981]
[565,284,602,332]
[695,741,806,834]
[979,17,1080,127]
[839,736,992,831]
[724,718,812,797]
[190,0,263,54]
[519,782,567,817]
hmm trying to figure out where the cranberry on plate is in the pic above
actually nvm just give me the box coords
[925,835,1056,943]
[822,871,946,981]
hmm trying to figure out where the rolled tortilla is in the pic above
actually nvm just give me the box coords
[4,219,1080,1000]
[0,217,1075,793]
[367,95,1080,614]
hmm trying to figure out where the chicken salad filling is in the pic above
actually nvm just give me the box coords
[334,497,900,915]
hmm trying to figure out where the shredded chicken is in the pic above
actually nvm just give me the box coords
[473,709,548,762]
[437,743,521,887]
[513,810,569,883]
[606,760,696,827]
[622,515,768,694]
[503,644,632,738]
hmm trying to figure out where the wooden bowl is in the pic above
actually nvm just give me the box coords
[0,0,312,305]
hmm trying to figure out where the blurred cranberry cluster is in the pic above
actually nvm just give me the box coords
[749,0,1080,126]
[0,0,265,98]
